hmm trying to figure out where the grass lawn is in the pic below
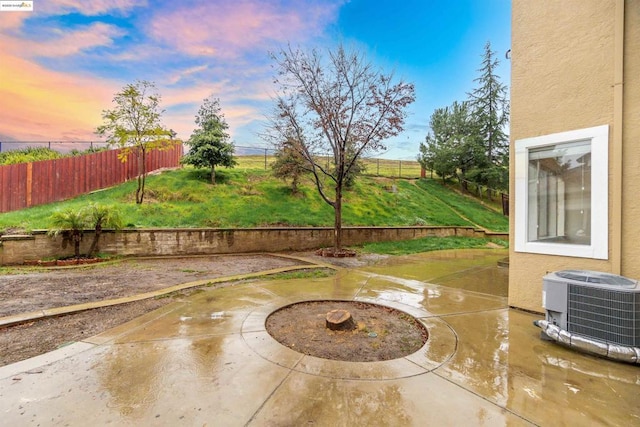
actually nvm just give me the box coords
[0,166,508,233]
[357,236,508,255]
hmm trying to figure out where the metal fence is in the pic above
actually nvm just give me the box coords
[0,140,110,154]
[232,145,424,179]
[0,141,423,178]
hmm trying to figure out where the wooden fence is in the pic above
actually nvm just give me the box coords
[0,143,183,213]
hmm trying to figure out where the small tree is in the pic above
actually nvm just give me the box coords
[48,204,123,258]
[86,204,123,257]
[48,208,88,258]
[97,80,172,204]
[266,45,415,252]
[271,138,308,194]
[181,96,237,184]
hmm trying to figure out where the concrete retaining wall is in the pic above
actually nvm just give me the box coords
[0,227,508,265]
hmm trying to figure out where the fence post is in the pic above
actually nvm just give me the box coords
[399,160,402,178]
[377,158,380,176]
[264,148,267,170]
[501,193,509,216]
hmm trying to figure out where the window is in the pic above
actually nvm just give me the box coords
[515,125,608,259]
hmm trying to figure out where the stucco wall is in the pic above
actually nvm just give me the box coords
[0,226,505,265]
[509,1,631,312]
[621,4,640,276]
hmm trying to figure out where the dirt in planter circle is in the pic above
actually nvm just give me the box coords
[265,300,428,362]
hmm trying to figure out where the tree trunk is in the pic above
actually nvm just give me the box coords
[87,223,102,258]
[211,164,216,185]
[334,184,342,251]
[136,175,143,204]
[73,232,82,258]
[326,309,356,331]
[136,149,147,204]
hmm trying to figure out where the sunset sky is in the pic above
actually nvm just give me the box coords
[0,0,511,159]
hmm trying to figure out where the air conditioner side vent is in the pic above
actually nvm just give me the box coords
[567,284,640,347]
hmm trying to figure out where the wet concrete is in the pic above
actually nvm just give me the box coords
[1,249,639,426]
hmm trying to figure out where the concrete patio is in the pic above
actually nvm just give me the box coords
[0,249,638,426]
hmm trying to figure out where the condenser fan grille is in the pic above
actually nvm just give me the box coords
[568,284,640,346]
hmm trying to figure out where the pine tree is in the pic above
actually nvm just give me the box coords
[468,41,510,166]
[417,101,484,183]
[182,97,237,184]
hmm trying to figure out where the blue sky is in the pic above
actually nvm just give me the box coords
[0,0,511,159]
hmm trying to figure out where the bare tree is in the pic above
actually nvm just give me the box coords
[266,45,415,252]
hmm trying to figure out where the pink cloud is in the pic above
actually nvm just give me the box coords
[5,23,125,57]
[0,53,117,140]
[0,0,346,143]
[148,0,342,58]
[37,0,147,16]
[168,104,263,142]
[167,64,209,84]
[0,11,25,31]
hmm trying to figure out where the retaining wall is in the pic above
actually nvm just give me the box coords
[0,226,508,265]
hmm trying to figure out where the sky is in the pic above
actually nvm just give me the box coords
[0,0,511,160]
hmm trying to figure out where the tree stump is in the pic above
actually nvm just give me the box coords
[326,309,356,331]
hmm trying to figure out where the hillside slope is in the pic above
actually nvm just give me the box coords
[0,168,508,232]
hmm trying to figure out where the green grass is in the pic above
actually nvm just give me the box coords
[0,166,508,232]
[415,179,508,232]
[357,236,509,255]
[262,268,336,280]
[235,155,423,179]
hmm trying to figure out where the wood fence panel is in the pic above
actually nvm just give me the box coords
[0,143,182,213]
[31,161,43,207]
[75,156,83,196]
[98,151,108,190]
[0,167,8,212]
[88,152,96,191]
[49,159,58,204]
[12,164,26,211]
[0,166,4,212]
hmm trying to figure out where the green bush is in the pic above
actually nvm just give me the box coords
[0,147,63,165]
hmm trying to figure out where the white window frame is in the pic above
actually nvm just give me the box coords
[514,125,609,259]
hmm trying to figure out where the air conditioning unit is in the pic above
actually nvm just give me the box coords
[542,270,640,347]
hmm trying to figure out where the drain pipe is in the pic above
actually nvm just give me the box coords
[611,0,624,275]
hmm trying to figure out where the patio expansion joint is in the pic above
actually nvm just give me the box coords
[245,357,302,426]
[431,368,539,426]
[437,306,510,319]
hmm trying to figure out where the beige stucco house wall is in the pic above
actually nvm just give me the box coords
[509,0,640,312]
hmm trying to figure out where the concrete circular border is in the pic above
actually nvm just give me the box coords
[241,298,458,380]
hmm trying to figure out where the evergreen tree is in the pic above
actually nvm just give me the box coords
[468,41,510,166]
[417,101,484,183]
[182,97,237,184]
